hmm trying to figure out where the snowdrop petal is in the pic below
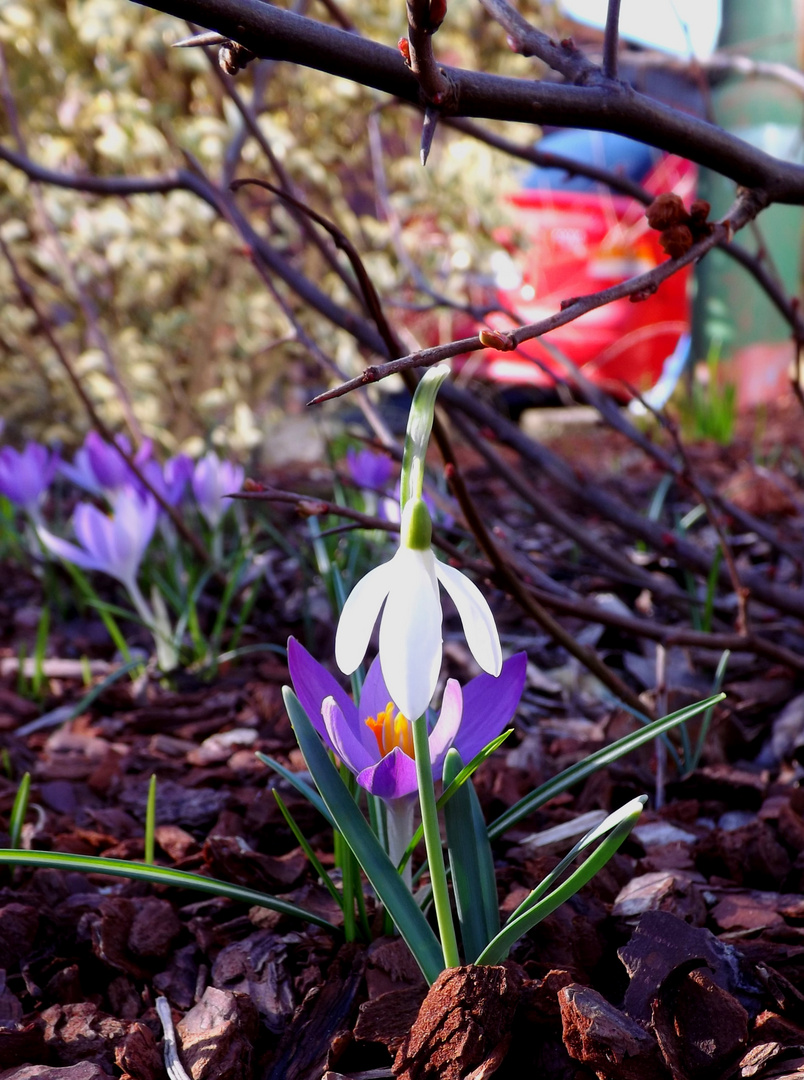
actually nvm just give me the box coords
[335,559,395,675]
[356,747,419,800]
[379,547,442,721]
[321,696,375,775]
[434,560,502,676]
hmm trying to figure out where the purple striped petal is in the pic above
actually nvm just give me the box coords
[356,747,419,799]
[453,651,527,764]
[428,678,463,776]
[321,696,375,775]
[288,636,356,741]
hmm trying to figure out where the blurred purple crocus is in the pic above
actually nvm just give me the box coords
[191,451,245,529]
[84,431,152,493]
[346,447,393,493]
[0,442,59,514]
[288,637,526,801]
[58,444,103,497]
[38,486,157,592]
[141,454,194,508]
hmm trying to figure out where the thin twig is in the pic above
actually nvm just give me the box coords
[405,0,451,103]
[198,25,365,303]
[309,192,763,404]
[156,997,193,1080]
[477,0,597,82]
[602,0,622,80]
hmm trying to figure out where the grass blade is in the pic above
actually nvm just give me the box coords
[0,849,338,929]
[17,657,144,737]
[256,751,334,827]
[477,797,645,964]
[145,774,157,865]
[273,789,345,914]
[688,650,730,774]
[9,772,31,849]
[443,749,499,962]
[488,694,724,841]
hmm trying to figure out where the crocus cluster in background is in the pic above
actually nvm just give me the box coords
[0,431,247,669]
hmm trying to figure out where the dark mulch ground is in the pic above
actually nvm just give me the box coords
[2,404,804,1080]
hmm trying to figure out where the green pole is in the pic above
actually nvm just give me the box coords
[693,0,803,405]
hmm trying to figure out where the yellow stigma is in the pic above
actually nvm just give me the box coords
[365,701,414,758]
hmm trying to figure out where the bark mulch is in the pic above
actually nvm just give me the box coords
[2,407,804,1080]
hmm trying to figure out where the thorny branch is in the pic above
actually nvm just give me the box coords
[309,189,765,404]
[131,0,804,200]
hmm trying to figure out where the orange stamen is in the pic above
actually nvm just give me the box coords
[365,701,414,758]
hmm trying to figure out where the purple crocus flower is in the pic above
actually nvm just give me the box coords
[38,486,157,591]
[191,452,245,528]
[346,447,394,493]
[141,454,194,508]
[84,431,152,493]
[288,637,526,801]
[58,444,103,496]
[0,442,59,512]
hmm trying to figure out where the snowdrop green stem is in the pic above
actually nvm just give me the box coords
[400,365,450,511]
[411,712,460,969]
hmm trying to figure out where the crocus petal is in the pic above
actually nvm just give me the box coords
[58,449,103,496]
[287,636,356,740]
[378,547,442,721]
[0,444,58,508]
[37,526,105,573]
[434,560,502,676]
[335,559,395,675]
[73,503,116,567]
[355,656,399,757]
[356,746,419,800]
[453,651,527,764]
[113,489,157,568]
[321,696,375,775]
[86,431,131,490]
[427,678,463,776]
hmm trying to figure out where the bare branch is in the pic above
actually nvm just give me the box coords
[130,0,804,201]
[477,0,596,82]
[445,116,652,202]
[623,48,804,98]
[405,0,451,103]
[309,190,764,404]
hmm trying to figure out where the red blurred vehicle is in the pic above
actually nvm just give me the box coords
[457,130,697,403]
